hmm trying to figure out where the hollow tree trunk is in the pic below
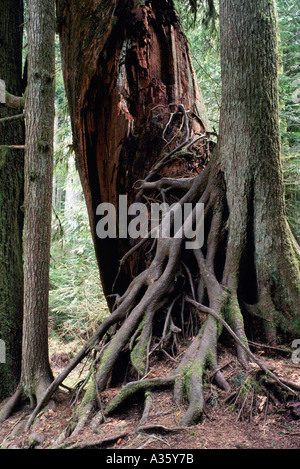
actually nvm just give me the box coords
[0,0,24,400]
[57,0,209,298]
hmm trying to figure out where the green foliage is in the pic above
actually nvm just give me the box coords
[277,0,300,241]
[176,0,218,31]
[176,0,221,129]
[277,0,300,146]
[50,177,109,343]
[187,25,221,129]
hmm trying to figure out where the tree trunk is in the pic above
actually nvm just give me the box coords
[57,0,209,298]
[18,0,56,405]
[0,0,24,400]
[0,0,56,419]
[217,0,300,344]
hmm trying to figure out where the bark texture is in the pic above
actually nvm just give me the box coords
[217,0,300,343]
[0,0,24,400]
[19,0,56,404]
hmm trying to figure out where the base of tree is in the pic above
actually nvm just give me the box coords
[0,374,54,424]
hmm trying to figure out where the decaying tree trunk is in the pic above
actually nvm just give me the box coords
[26,0,299,433]
[57,0,210,298]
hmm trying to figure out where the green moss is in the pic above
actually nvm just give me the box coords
[130,314,148,376]
[184,359,203,401]
[77,373,97,412]
[105,382,141,415]
[131,340,148,376]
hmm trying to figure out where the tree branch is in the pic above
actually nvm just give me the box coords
[4,91,25,110]
[0,113,25,124]
[0,145,25,150]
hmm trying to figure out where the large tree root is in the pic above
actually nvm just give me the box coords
[9,105,299,438]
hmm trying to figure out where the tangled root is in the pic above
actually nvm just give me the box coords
[20,104,300,435]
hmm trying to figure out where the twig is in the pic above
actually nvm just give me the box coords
[93,366,106,423]
[209,359,233,380]
[138,104,192,193]
[181,261,196,300]
[263,391,269,424]
[0,145,25,150]
[248,340,292,354]
[1,413,28,447]
[185,133,207,150]
[236,390,249,422]
[0,113,24,124]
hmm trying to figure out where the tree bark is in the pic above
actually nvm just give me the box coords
[20,0,55,404]
[0,0,24,400]
[217,0,300,343]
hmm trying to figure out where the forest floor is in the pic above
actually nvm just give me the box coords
[0,342,299,450]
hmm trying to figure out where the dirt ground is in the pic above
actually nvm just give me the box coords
[0,347,299,450]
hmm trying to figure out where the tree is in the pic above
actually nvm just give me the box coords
[277,0,300,241]
[56,0,209,300]
[28,0,300,432]
[0,0,56,420]
[0,0,25,401]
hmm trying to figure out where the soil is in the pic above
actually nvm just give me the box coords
[0,346,299,450]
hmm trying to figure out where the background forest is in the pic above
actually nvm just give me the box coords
[48,0,299,358]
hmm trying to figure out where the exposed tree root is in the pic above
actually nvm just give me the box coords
[0,389,23,424]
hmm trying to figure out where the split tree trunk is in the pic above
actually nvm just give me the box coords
[0,0,24,400]
[57,0,209,298]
